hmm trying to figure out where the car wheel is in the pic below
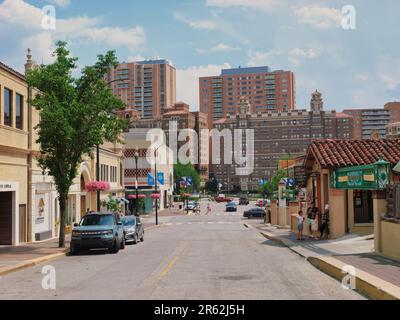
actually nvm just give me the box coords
[120,237,126,250]
[133,233,138,244]
[140,232,144,242]
[70,244,79,256]
[109,239,120,254]
[249,214,254,219]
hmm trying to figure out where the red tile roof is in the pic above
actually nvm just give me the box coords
[306,139,400,168]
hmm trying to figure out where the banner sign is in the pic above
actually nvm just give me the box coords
[331,160,390,190]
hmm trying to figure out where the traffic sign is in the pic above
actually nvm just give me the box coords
[147,173,155,186]
[157,172,165,185]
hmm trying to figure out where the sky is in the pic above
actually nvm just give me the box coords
[1,0,399,111]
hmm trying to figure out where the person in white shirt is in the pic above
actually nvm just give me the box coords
[297,210,305,241]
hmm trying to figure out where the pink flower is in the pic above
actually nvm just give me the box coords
[86,181,111,192]
[128,194,146,199]
[150,193,161,199]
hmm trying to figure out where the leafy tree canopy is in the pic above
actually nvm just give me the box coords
[26,41,128,247]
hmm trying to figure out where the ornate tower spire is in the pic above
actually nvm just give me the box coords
[311,89,323,112]
[25,48,33,73]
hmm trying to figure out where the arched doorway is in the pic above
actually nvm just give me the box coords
[79,167,91,219]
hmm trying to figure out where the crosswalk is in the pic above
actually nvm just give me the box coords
[164,221,244,227]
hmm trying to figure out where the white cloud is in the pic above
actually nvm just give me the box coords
[174,12,217,30]
[196,43,240,54]
[288,48,320,66]
[292,4,342,29]
[246,49,282,67]
[46,0,70,8]
[206,0,280,12]
[176,63,231,110]
[377,57,400,90]
[127,54,146,62]
[0,0,146,66]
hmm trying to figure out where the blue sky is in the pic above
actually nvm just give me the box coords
[1,0,399,111]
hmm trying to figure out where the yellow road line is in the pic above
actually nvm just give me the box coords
[159,256,179,279]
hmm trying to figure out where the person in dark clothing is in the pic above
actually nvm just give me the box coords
[320,204,330,240]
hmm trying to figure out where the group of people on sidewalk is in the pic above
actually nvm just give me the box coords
[297,203,330,241]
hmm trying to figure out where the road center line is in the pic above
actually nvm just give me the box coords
[159,256,179,280]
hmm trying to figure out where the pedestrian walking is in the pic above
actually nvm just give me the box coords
[320,204,330,240]
[297,210,304,241]
[206,203,211,215]
[306,206,313,236]
[311,205,319,240]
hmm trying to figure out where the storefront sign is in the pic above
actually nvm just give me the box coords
[331,160,390,190]
[0,183,13,191]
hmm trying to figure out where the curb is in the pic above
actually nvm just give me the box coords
[307,256,400,300]
[260,231,400,300]
[144,223,166,231]
[0,249,69,277]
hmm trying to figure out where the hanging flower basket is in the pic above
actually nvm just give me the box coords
[150,193,161,199]
[86,181,110,192]
[128,194,146,199]
[182,193,192,198]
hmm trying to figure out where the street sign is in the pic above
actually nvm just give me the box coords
[287,178,296,187]
[181,177,187,188]
[157,172,165,185]
[187,176,193,186]
[147,173,155,186]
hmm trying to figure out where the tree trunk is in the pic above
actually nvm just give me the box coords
[58,193,67,248]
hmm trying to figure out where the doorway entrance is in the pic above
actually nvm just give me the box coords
[0,192,13,245]
[353,190,374,223]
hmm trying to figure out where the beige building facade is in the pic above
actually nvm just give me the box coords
[1,53,125,246]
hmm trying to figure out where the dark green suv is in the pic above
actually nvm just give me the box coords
[70,212,125,255]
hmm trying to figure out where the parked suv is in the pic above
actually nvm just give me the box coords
[70,212,125,255]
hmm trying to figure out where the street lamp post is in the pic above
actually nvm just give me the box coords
[96,144,101,211]
[134,147,139,216]
[154,144,164,226]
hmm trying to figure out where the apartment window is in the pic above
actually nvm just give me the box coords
[4,88,12,127]
[16,93,23,130]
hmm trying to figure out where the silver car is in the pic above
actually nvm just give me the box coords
[121,216,144,244]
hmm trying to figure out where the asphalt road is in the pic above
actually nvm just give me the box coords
[0,201,364,300]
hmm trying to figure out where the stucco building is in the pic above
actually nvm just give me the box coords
[0,52,125,245]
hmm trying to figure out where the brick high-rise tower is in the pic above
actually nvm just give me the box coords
[107,59,176,119]
[199,66,296,126]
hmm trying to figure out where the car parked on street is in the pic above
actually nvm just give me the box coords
[186,201,198,211]
[243,208,266,219]
[121,215,144,244]
[239,197,249,205]
[70,212,125,255]
[226,201,238,212]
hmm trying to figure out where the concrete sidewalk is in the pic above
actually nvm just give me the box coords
[247,221,400,300]
[0,222,163,277]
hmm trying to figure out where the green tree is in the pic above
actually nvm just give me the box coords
[173,161,200,193]
[259,170,286,197]
[27,41,127,248]
[204,174,219,195]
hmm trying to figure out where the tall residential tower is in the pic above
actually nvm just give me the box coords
[107,59,176,119]
[199,66,295,125]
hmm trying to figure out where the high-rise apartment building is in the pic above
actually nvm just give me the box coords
[199,66,295,126]
[211,92,353,191]
[107,59,176,119]
[384,102,400,123]
[343,108,391,139]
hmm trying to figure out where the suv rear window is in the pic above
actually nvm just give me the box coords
[80,214,115,226]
